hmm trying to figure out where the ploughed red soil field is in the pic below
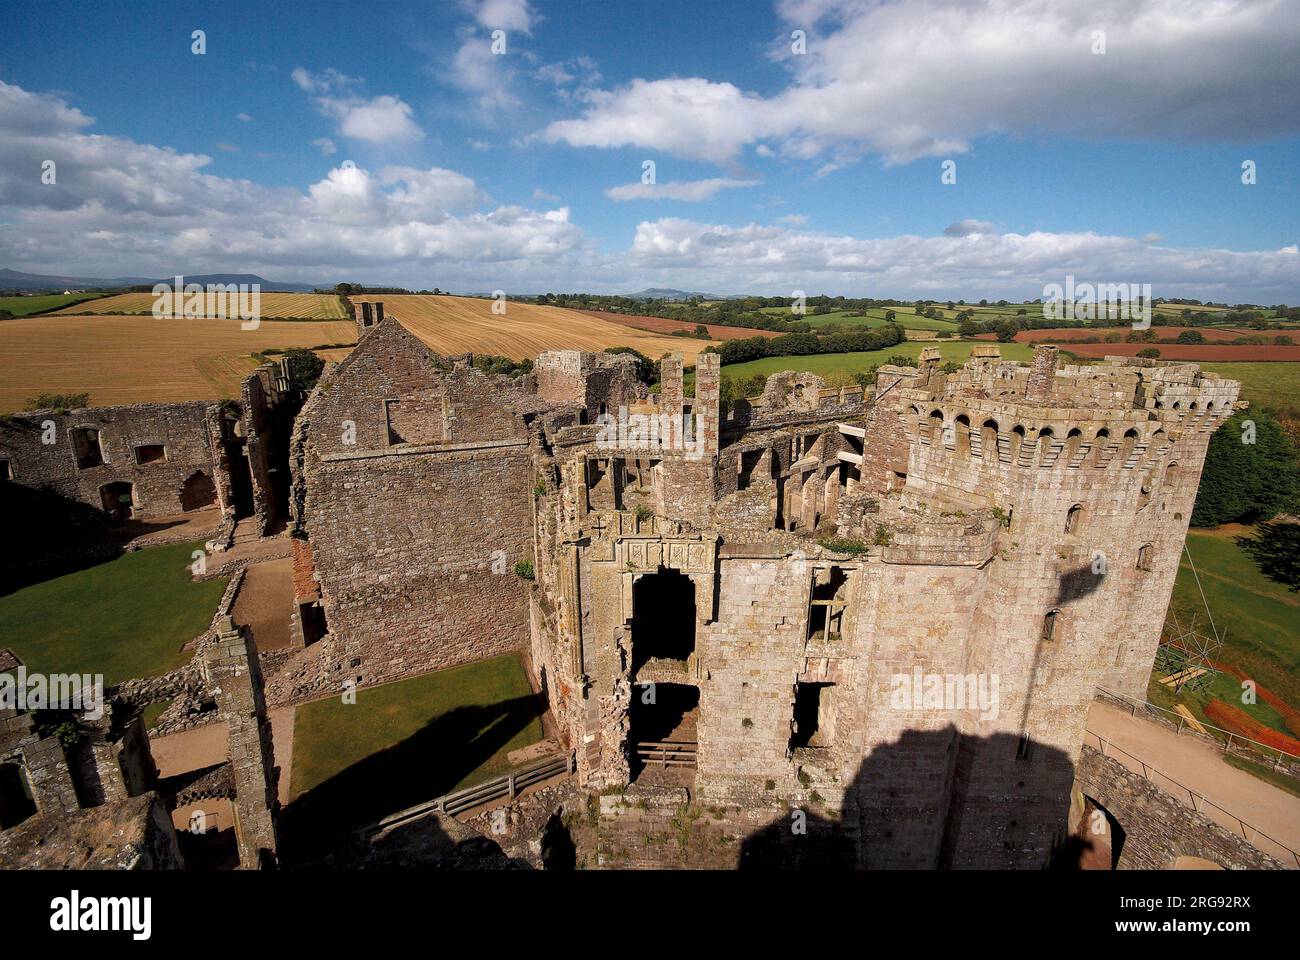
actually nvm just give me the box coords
[581,309,781,340]
[1008,326,1262,343]
[1054,342,1300,361]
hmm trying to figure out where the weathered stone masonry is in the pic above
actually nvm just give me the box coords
[270,307,1241,868]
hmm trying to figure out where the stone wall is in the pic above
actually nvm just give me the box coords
[0,401,222,521]
[1074,745,1285,869]
[290,317,537,692]
[527,348,1241,870]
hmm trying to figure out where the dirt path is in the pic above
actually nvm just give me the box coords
[150,723,228,779]
[233,557,294,651]
[1085,701,1300,862]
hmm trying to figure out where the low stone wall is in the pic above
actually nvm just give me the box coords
[1074,745,1288,869]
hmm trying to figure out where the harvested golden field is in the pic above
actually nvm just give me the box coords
[52,291,349,319]
[0,314,356,411]
[359,295,717,362]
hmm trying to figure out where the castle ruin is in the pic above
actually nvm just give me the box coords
[277,312,1239,868]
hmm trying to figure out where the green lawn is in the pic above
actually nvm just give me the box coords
[0,540,227,684]
[289,652,544,802]
[0,293,106,317]
[1154,527,1300,731]
[1199,362,1300,415]
[715,340,1037,384]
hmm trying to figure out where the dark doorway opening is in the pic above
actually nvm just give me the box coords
[226,442,255,518]
[738,449,762,490]
[0,762,38,829]
[629,682,699,784]
[99,481,135,522]
[631,567,696,673]
[180,471,217,511]
[299,601,327,646]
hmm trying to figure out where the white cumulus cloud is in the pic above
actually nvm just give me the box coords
[544,0,1300,167]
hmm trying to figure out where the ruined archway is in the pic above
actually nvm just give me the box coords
[180,470,217,511]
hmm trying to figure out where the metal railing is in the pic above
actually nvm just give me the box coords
[1094,686,1300,775]
[1084,728,1299,868]
[361,751,575,838]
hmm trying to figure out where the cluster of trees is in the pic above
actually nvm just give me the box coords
[329,283,447,296]
[471,354,533,378]
[1192,411,1300,527]
[707,323,906,366]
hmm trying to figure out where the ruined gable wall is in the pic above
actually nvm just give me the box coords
[292,318,538,689]
[303,445,534,688]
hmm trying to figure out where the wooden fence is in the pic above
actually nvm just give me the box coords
[362,751,574,838]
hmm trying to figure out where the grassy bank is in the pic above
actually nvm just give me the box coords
[0,540,227,684]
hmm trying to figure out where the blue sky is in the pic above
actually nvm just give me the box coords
[1,0,1298,300]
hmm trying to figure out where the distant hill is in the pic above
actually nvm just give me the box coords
[626,287,737,301]
[0,268,321,293]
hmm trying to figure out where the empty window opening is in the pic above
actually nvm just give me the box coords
[384,399,406,445]
[0,459,11,482]
[631,567,696,672]
[585,456,617,511]
[1064,504,1082,534]
[1162,462,1179,493]
[1137,544,1154,571]
[134,444,166,465]
[629,683,699,785]
[72,427,104,469]
[99,481,135,522]
[0,763,38,830]
[1042,609,1060,643]
[790,681,838,750]
[1015,733,1033,762]
[738,449,763,491]
[807,567,850,641]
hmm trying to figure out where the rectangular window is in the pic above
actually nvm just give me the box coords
[134,444,166,464]
[790,681,837,750]
[72,427,104,469]
[737,449,762,490]
[808,567,850,641]
[1041,610,1059,643]
[1015,733,1032,762]
[0,459,11,482]
[384,399,405,445]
